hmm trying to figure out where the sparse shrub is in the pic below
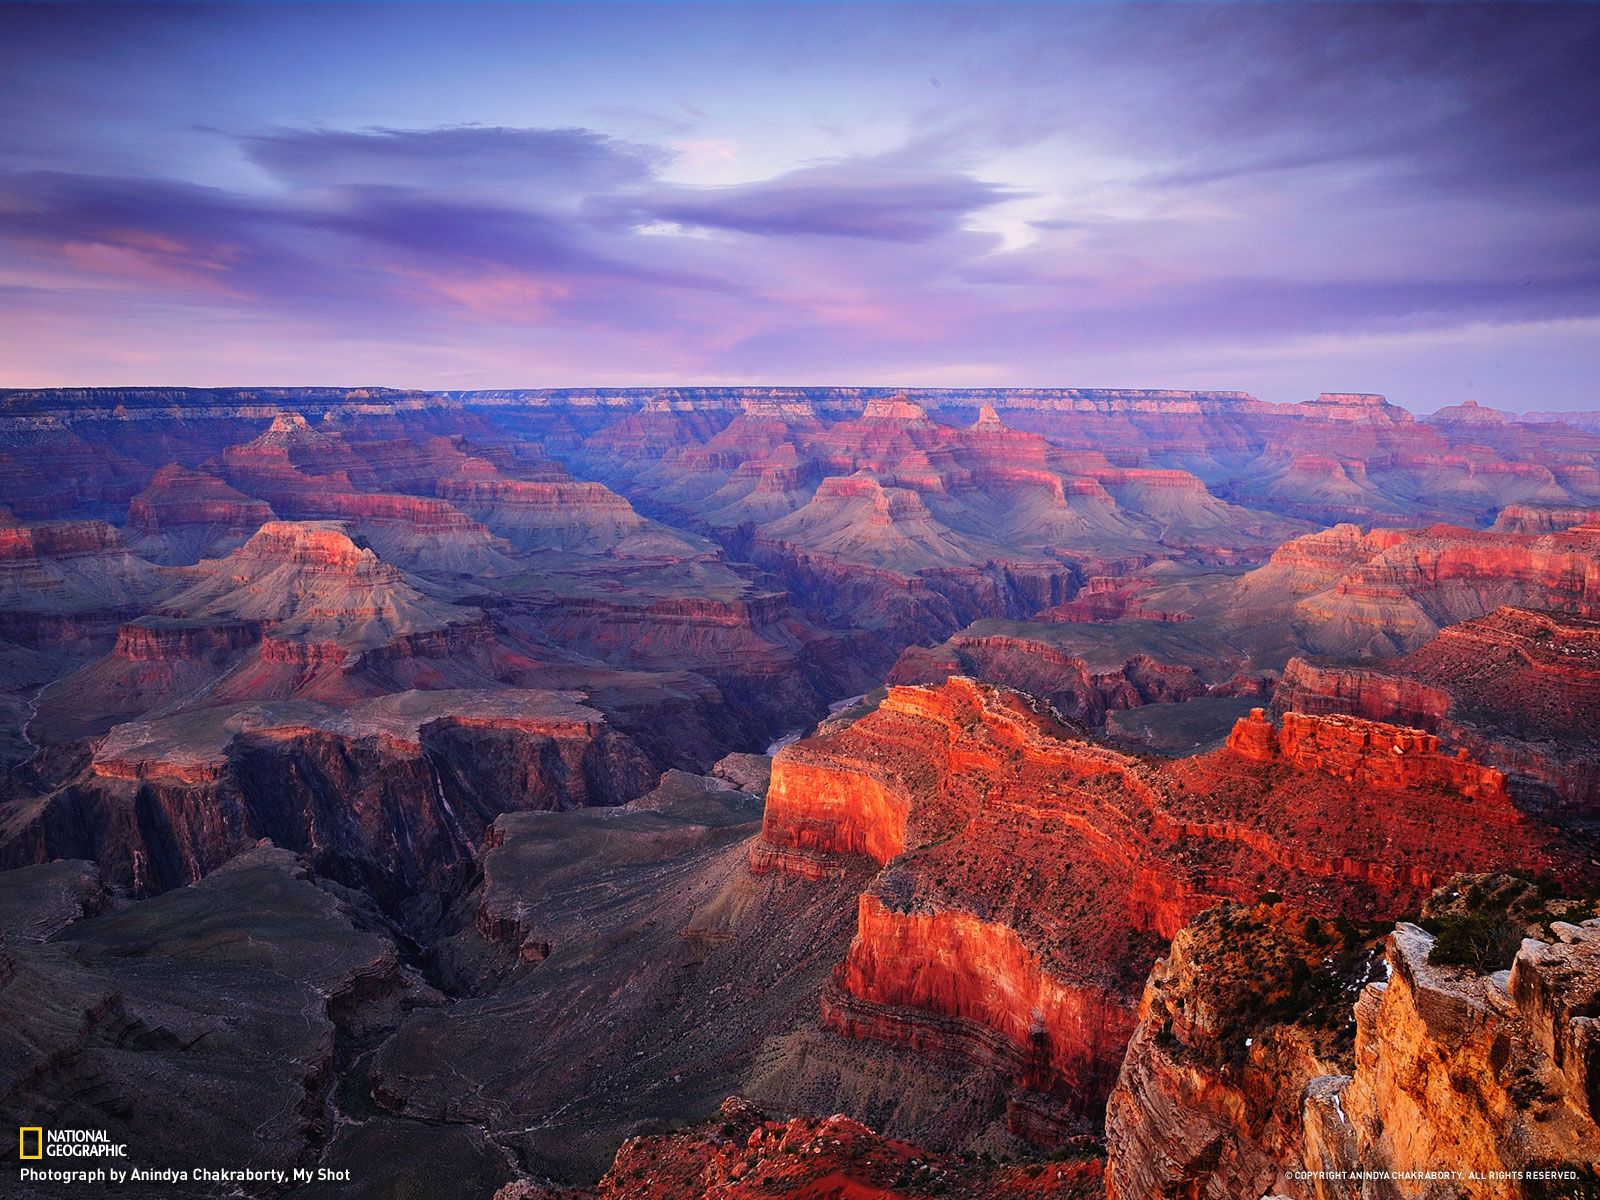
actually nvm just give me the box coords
[1423,910,1522,973]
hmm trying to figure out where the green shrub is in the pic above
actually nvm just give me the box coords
[1423,910,1522,973]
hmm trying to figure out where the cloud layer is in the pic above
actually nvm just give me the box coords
[1,2,1597,408]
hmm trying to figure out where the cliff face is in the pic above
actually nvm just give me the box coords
[1229,708,1511,805]
[1310,918,1600,1199]
[1104,904,1378,1200]
[827,893,1139,1115]
[1288,523,1600,656]
[1106,879,1600,1200]
[752,679,1576,1144]
[8,386,1600,534]
[1275,606,1600,819]
[8,690,655,898]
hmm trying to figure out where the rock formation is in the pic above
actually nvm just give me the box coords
[493,1096,1104,1200]
[125,463,275,563]
[1222,520,1600,658]
[1275,606,1600,821]
[1305,917,1600,1197]
[1106,877,1600,1200]
[1104,902,1384,1200]
[7,689,655,897]
[752,679,1577,1142]
[2,385,1598,1196]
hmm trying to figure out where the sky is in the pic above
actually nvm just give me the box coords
[1,1,1598,410]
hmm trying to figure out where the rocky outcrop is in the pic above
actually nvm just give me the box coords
[1106,875,1600,1200]
[0,413,147,518]
[889,628,1211,728]
[1491,503,1600,534]
[1040,575,1194,624]
[1104,903,1382,1200]
[7,690,655,897]
[1227,707,1511,805]
[1274,607,1600,819]
[500,1095,1104,1199]
[825,893,1139,1117]
[159,520,481,648]
[1217,520,1600,659]
[1306,918,1600,1198]
[0,514,169,661]
[111,614,263,661]
[1297,524,1600,656]
[749,473,1081,646]
[753,679,1576,1144]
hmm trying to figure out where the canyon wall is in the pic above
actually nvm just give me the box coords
[752,679,1578,1145]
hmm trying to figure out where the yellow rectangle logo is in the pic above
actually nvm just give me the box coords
[19,1127,43,1159]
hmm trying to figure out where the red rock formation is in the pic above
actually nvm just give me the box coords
[1275,607,1600,818]
[889,628,1209,728]
[159,520,479,650]
[825,894,1139,1120]
[1228,707,1510,804]
[9,690,655,896]
[438,459,703,556]
[1492,503,1600,533]
[0,413,147,518]
[126,464,274,562]
[1039,575,1193,624]
[503,1096,1102,1200]
[1106,879,1600,1200]
[1229,520,1600,657]
[111,616,262,661]
[754,679,1578,1139]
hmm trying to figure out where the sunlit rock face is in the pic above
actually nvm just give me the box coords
[753,677,1578,1141]
[1106,878,1600,1200]
[1275,606,1600,821]
[1104,902,1375,1200]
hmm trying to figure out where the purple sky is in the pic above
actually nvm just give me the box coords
[2,2,1598,410]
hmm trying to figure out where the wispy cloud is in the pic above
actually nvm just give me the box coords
[0,2,1597,407]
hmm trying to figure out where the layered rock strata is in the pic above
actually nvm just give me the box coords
[752,679,1574,1139]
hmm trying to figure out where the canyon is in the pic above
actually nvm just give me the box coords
[2,387,1598,1199]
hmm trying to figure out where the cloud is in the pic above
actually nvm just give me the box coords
[240,124,666,192]
[586,163,1016,242]
[0,169,740,335]
[3,2,1600,405]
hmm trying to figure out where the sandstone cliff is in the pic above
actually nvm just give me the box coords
[1106,878,1600,1200]
[752,679,1576,1144]
[1274,606,1600,821]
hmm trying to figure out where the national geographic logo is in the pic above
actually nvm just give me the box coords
[16,1127,129,1160]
